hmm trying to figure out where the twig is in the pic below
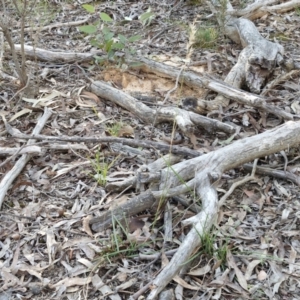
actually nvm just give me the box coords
[12,16,92,33]
[162,66,184,104]
[10,75,30,104]
[129,281,154,300]
[0,143,44,168]
[7,132,201,158]
[163,202,173,243]
[1,211,36,221]
[242,163,300,186]
[218,158,258,208]
[0,108,52,209]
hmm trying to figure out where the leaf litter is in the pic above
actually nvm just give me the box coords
[1,0,300,299]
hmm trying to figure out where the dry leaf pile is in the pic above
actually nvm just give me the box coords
[1,0,300,299]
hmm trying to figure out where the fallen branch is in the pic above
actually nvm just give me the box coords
[11,44,104,63]
[146,120,300,299]
[15,16,91,33]
[135,57,294,120]
[243,163,300,186]
[0,145,42,156]
[6,131,202,158]
[226,0,298,19]
[0,108,52,209]
[89,80,237,134]
[90,121,300,232]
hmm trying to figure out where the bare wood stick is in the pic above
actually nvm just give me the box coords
[0,108,52,209]
[90,80,237,134]
[90,121,300,232]
[89,191,157,231]
[0,146,41,156]
[226,0,279,19]
[16,16,91,33]
[148,175,218,299]
[218,159,258,208]
[242,163,300,186]
[160,121,300,189]
[0,145,42,169]
[135,57,294,120]
[11,44,104,63]
[106,153,182,192]
[7,131,202,158]
[148,121,300,298]
[163,202,173,243]
[267,0,300,13]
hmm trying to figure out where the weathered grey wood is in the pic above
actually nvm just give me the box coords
[90,191,158,232]
[90,80,237,133]
[12,44,104,63]
[0,109,52,209]
[136,57,294,120]
[181,1,286,114]
[147,120,300,299]
[89,121,300,233]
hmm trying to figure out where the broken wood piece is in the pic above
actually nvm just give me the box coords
[7,132,202,158]
[90,80,237,134]
[146,120,300,299]
[89,121,300,233]
[0,108,52,209]
[0,146,42,156]
[134,57,294,120]
[11,44,104,63]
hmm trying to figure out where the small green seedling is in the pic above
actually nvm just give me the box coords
[89,149,118,186]
[95,216,150,265]
[78,5,141,63]
[105,121,123,137]
[195,27,218,49]
[138,7,156,26]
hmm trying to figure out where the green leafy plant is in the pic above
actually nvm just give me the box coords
[187,0,204,5]
[195,27,218,49]
[196,226,229,264]
[105,121,123,136]
[95,217,150,265]
[89,149,118,186]
[138,7,156,26]
[78,5,141,63]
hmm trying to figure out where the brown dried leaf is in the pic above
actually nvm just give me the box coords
[82,215,93,237]
[188,264,211,276]
[51,276,92,288]
[161,251,169,268]
[9,108,32,122]
[245,260,261,280]
[91,274,122,300]
[173,275,201,291]
[81,90,101,104]
[77,243,95,260]
[23,90,62,107]
[116,271,127,282]
[115,277,137,291]
[62,237,94,249]
[226,250,248,291]
[118,124,134,137]
[128,217,145,232]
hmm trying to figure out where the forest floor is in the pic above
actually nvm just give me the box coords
[1,0,300,299]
